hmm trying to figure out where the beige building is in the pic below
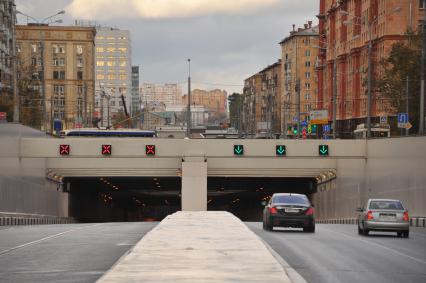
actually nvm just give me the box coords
[279,22,319,136]
[182,89,227,124]
[140,83,182,107]
[16,24,96,131]
[243,61,282,137]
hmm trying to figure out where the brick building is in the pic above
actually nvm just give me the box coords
[182,89,227,124]
[317,0,424,137]
[279,22,319,137]
[16,24,96,131]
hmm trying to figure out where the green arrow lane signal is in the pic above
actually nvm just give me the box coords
[234,145,244,155]
[276,145,286,156]
[319,145,329,156]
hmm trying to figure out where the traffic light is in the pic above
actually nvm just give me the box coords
[102,144,112,155]
[59,144,70,155]
[293,127,298,135]
[145,145,156,156]
[319,145,329,156]
[276,145,286,156]
[234,145,244,155]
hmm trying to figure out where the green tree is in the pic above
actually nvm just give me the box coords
[375,30,422,132]
[228,93,242,129]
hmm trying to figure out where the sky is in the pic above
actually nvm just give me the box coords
[15,0,318,94]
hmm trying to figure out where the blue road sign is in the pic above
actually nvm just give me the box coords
[397,113,408,128]
[323,124,331,133]
[301,120,308,127]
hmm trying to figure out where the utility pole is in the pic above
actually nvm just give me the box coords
[12,3,19,123]
[332,55,338,139]
[367,26,373,139]
[406,76,410,136]
[420,0,426,135]
[187,59,191,138]
[84,83,88,128]
[296,78,301,139]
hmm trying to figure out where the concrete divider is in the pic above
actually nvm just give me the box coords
[98,211,294,283]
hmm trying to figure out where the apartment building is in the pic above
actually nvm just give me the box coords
[140,83,182,107]
[0,0,16,99]
[182,89,227,124]
[243,60,282,137]
[131,66,139,116]
[16,24,96,131]
[94,27,132,124]
[279,22,319,136]
[317,0,422,137]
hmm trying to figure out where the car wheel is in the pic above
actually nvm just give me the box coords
[266,222,273,231]
[363,228,369,236]
[358,225,362,235]
[303,225,315,233]
[403,230,409,238]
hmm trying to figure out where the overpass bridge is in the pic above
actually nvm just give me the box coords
[1,124,425,223]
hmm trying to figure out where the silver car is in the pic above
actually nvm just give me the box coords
[357,199,409,238]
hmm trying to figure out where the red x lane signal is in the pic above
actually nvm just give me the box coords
[59,144,70,155]
[145,145,156,156]
[102,144,112,155]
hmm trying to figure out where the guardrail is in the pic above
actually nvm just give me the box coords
[0,213,76,226]
[316,217,426,228]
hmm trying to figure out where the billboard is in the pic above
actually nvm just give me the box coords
[309,110,328,125]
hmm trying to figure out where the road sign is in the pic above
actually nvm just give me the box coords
[406,122,413,130]
[234,145,244,155]
[0,112,6,122]
[380,116,387,124]
[145,145,156,156]
[319,145,329,156]
[276,145,286,156]
[102,144,112,155]
[323,124,331,133]
[397,113,408,128]
[59,145,70,155]
[309,110,328,125]
[301,120,308,127]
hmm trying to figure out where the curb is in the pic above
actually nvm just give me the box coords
[259,237,307,283]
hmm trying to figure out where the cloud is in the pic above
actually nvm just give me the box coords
[66,0,280,20]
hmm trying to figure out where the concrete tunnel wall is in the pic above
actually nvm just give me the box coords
[0,126,69,218]
[313,137,426,219]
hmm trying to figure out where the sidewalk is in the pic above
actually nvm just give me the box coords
[98,211,292,283]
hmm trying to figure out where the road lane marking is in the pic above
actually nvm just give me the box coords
[0,224,102,257]
[320,226,426,265]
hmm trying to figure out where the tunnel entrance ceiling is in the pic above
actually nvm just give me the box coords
[66,177,181,223]
[207,177,316,221]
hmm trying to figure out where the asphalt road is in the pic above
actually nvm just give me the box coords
[0,222,157,283]
[247,223,426,283]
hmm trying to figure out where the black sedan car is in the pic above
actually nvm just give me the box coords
[263,193,315,232]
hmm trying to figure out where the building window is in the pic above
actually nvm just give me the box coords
[305,50,311,57]
[31,57,37,66]
[305,72,311,79]
[420,1,426,8]
[76,45,83,55]
[30,44,37,53]
[97,74,105,80]
[107,61,116,67]
[77,58,83,67]
[119,61,127,66]
[305,83,311,90]
[305,61,311,67]
[107,47,116,52]
[118,47,127,53]
[16,44,21,53]
[119,74,127,80]
[97,61,105,67]
[53,58,65,66]
[78,85,84,95]
[108,74,116,80]
[52,44,65,54]
[77,71,83,80]
[305,93,310,100]
[53,71,66,80]
[96,47,104,52]
[111,101,115,106]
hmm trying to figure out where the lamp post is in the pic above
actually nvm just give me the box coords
[420,0,426,135]
[16,10,65,133]
[187,59,191,138]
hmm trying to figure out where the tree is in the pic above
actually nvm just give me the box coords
[375,30,422,132]
[228,93,243,129]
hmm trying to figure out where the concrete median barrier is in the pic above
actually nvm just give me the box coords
[98,211,296,283]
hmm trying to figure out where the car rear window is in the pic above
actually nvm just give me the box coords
[273,195,310,205]
[369,200,404,210]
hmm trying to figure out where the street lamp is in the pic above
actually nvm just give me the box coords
[187,59,191,138]
[16,10,65,133]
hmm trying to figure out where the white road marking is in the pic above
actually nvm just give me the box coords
[320,226,426,265]
[0,224,102,256]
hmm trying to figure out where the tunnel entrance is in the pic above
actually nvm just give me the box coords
[66,177,181,222]
[207,177,317,221]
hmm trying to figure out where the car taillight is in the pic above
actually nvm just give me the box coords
[403,211,409,221]
[269,207,278,214]
[305,207,314,215]
[366,210,374,220]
